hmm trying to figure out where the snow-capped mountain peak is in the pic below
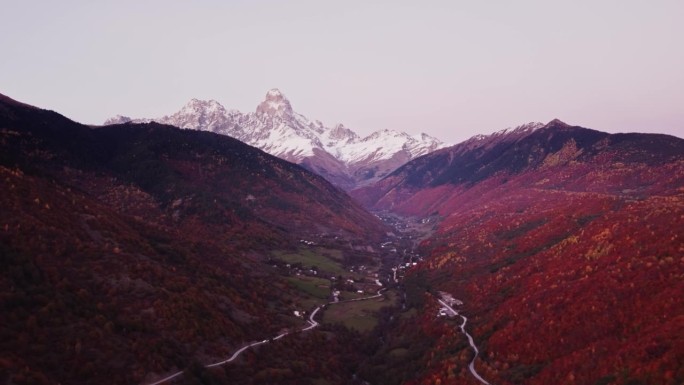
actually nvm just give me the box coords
[180,99,227,115]
[468,122,544,142]
[157,99,236,133]
[104,89,445,190]
[326,124,359,143]
[103,114,134,125]
[256,88,294,119]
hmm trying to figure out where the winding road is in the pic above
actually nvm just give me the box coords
[143,289,384,385]
[438,299,491,385]
[145,338,273,385]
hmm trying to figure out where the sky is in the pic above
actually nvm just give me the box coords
[2,0,683,143]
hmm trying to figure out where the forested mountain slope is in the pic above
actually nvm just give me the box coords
[353,120,684,385]
[0,93,388,385]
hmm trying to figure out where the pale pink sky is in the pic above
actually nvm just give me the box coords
[2,0,683,143]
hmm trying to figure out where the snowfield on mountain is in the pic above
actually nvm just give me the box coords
[105,89,445,190]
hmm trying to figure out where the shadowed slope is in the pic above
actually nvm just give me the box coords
[0,93,387,385]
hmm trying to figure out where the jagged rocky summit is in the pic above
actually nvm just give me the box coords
[105,89,445,190]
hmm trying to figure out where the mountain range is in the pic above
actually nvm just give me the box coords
[2,91,683,385]
[105,89,445,190]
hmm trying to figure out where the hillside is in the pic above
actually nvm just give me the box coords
[0,93,389,385]
[4,93,682,385]
[352,120,684,385]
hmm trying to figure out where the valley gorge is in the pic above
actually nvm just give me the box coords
[1,93,682,385]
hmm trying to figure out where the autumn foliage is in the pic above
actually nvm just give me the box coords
[0,94,387,384]
[354,122,684,385]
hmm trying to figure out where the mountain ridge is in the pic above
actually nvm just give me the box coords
[351,119,684,385]
[360,118,682,198]
[104,89,445,190]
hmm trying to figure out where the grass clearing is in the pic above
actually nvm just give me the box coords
[317,247,344,261]
[338,289,377,301]
[274,248,350,276]
[286,276,330,300]
[322,290,397,332]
